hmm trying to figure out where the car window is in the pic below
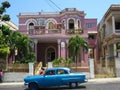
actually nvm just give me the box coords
[57,69,68,75]
[45,70,55,75]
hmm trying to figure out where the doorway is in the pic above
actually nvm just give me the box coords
[46,47,55,62]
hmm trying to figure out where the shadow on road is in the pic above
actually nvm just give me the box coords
[39,85,86,90]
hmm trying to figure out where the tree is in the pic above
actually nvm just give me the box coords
[0,1,35,67]
[0,1,10,21]
[0,30,10,58]
[52,58,64,67]
[0,1,10,70]
[15,35,35,63]
[68,35,88,71]
[52,57,73,67]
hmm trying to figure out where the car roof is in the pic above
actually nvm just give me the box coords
[46,67,70,71]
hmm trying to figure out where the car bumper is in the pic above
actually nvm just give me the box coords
[85,78,88,82]
[24,83,29,90]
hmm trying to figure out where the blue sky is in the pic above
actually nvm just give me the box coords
[1,0,120,26]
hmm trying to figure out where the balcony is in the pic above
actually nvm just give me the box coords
[88,38,96,47]
[28,28,84,36]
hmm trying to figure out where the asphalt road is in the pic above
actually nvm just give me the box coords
[0,81,120,90]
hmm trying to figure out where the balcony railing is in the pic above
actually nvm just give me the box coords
[105,29,120,38]
[31,29,61,35]
[87,38,96,46]
[28,28,84,35]
[66,29,83,34]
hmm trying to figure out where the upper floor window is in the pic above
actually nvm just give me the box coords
[37,19,45,26]
[115,22,120,29]
[48,22,54,29]
[29,23,34,29]
[88,34,96,39]
[69,19,74,29]
[86,23,94,28]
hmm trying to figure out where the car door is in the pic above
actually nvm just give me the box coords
[43,70,58,87]
[55,69,69,85]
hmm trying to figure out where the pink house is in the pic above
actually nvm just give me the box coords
[18,8,97,72]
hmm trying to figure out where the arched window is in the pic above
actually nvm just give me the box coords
[69,19,74,29]
[48,22,54,29]
[28,23,34,34]
[47,47,55,62]
[29,23,34,29]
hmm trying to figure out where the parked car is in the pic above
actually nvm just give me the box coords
[24,67,88,90]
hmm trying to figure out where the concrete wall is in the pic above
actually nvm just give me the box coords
[3,72,29,82]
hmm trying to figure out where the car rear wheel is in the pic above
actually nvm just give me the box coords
[29,83,38,90]
[69,82,78,88]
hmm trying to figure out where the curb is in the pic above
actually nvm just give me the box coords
[0,82,24,86]
[0,78,120,85]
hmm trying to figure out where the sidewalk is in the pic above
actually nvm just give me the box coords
[88,77,120,84]
[0,78,120,86]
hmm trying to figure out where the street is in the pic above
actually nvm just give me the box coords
[0,81,120,90]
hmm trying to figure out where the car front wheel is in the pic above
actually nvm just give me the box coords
[69,82,78,88]
[29,83,38,90]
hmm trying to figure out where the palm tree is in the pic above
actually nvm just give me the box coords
[68,35,88,71]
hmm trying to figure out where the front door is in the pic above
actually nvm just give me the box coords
[46,47,55,62]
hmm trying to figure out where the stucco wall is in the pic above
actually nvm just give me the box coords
[2,72,29,82]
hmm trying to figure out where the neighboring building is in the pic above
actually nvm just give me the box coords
[98,4,120,77]
[18,8,97,72]
[0,21,18,70]
[0,21,18,31]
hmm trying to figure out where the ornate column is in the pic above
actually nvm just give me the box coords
[114,43,117,57]
[60,41,66,58]
[66,39,69,58]
[57,39,61,58]
[34,40,38,62]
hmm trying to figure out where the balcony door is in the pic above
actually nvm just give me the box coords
[69,19,74,29]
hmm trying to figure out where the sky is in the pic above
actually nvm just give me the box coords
[1,0,120,26]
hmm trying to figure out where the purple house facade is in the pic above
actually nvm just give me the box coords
[18,8,97,72]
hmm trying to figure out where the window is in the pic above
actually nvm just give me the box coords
[88,34,96,39]
[47,47,55,62]
[45,70,55,75]
[37,19,45,26]
[29,23,34,29]
[69,19,74,29]
[48,22,54,29]
[29,23,34,34]
[57,69,68,74]
[86,23,94,28]
[115,22,120,29]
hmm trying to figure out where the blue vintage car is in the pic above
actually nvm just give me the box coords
[24,67,88,90]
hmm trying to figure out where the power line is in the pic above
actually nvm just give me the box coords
[44,0,57,11]
[49,0,62,11]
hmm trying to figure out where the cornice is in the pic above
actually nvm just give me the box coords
[18,11,85,19]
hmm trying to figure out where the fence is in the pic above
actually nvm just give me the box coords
[7,64,29,72]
